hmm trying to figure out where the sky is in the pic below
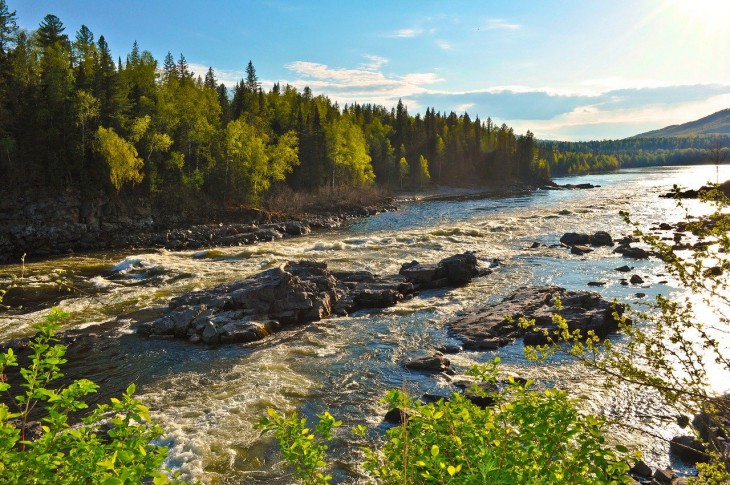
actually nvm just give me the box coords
[12,0,730,141]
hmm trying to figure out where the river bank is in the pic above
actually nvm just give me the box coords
[0,185,397,264]
[1,179,585,265]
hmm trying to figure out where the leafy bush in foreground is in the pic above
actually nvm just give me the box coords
[0,308,178,484]
[260,359,632,484]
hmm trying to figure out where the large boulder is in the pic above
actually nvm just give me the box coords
[560,232,591,246]
[448,286,628,350]
[399,251,478,289]
[142,261,339,343]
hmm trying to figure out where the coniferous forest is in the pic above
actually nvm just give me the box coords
[0,5,551,211]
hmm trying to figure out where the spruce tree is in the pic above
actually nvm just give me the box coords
[35,14,67,49]
[0,0,18,55]
[245,60,259,92]
[204,67,216,90]
[162,51,177,81]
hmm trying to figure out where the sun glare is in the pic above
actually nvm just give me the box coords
[667,0,730,34]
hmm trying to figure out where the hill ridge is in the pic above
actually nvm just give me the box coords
[632,108,730,138]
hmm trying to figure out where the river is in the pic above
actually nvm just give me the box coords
[1,165,728,483]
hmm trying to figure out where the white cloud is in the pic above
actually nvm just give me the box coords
[401,73,442,85]
[455,103,475,113]
[509,93,730,141]
[436,40,452,50]
[285,61,393,88]
[359,54,389,71]
[188,63,244,87]
[279,58,444,111]
[482,18,522,31]
[390,28,424,38]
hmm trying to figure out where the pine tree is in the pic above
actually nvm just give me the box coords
[0,0,18,55]
[177,53,189,79]
[245,60,259,92]
[94,35,116,126]
[204,67,216,90]
[162,51,177,81]
[217,83,230,125]
[127,40,140,67]
[35,14,68,49]
[73,25,96,91]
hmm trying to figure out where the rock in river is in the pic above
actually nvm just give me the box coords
[560,231,614,247]
[448,286,628,350]
[137,252,483,345]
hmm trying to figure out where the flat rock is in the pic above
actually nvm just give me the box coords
[630,460,653,478]
[448,286,628,350]
[404,354,450,372]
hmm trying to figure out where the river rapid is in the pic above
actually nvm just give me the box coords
[1,165,728,483]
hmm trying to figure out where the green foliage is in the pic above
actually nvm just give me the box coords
[540,135,730,176]
[398,156,409,189]
[0,308,178,483]
[258,408,341,485]
[326,115,374,188]
[96,126,144,191]
[415,155,431,188]
[262,360,632,485]
[224,118,299,204]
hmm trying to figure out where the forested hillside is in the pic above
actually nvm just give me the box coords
[0,3,549,210]
[632,108,730,137]
[538,133,730,176]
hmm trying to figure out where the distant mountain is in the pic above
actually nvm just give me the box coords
[632,108,730,138]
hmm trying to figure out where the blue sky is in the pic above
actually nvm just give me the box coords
[13,0,730,141]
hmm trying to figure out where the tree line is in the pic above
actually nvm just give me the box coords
[539,135,730,176]
[0,2,550,207]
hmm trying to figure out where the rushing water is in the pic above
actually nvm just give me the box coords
[1,165,729,483]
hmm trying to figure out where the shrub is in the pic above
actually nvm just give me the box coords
[261,359,632,484]
[0,308,179,484]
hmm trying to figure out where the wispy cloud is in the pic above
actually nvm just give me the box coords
[482,18,521,31]
[390,28,424,38]
[410,83,730,140]
[455,102,475,113]
[436,40,452,50]
[188,63,244,86]
[285,61,392,88]
[359,54,388,71]
[281,57,444,111]
[401,73,441,85]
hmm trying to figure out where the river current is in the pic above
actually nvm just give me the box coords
[1,165,728,483]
